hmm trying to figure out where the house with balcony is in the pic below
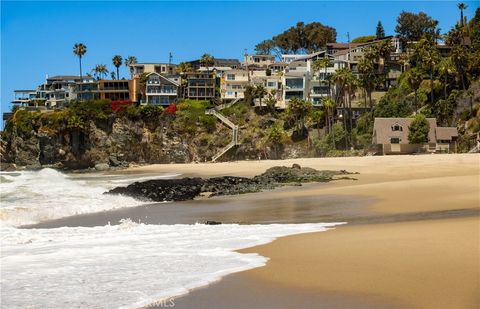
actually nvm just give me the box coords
[12,90,38,107]
[97,80,137,102]
[181,72,216,101]
[145,72,180,105]
[221,69,249,100]
[282,70,308,104]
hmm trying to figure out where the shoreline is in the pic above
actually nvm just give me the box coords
[11,154,480,308]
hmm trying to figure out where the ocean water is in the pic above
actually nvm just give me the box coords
[0,169,343,308]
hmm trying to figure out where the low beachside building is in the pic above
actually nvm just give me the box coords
[144,72,180,105]
[220,69,249,100]
[372,117,458,155]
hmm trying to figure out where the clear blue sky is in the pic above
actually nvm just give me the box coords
[1,1,477,115]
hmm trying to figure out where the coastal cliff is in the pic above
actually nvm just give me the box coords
[0,100,312,170]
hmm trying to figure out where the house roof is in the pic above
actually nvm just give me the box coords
[373,117,438,144]
[47,75,85,81]
[145,72,180,86]
[435,127,458,140]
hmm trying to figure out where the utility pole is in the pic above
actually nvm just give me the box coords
[347,32,351,69]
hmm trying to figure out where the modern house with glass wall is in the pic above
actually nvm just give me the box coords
[145,72,180,105]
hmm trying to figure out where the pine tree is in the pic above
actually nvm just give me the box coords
[376,21,385,39]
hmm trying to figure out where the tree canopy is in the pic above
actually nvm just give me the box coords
[376,21,385,38]
[408,114,430,144]
[256,21,336,54]
[395,11,439,44]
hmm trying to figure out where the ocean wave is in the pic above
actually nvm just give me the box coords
[1,221,344,308]
[0,168,174,227]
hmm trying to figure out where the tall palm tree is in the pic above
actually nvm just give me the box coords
[124,56,138,79]
[73,43,87,79]
[112,55,123,80]
[321,97,335,134]
[92,64,109,80]
[200,53,215,73]
[358,57,377,111]
[437,57,456,99]
[313,57,331,82]
[407,68,424,113]
[331,67,352,149]
[457,3,468,25]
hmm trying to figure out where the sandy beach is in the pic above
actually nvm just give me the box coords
[27,154,480,308]
[121,154,480,309]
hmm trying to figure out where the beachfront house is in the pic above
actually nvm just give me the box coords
[145,72,180,105]
[220,69,249,101]
[372,117,458,154]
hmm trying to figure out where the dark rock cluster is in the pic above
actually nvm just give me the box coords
[106,165,357,202]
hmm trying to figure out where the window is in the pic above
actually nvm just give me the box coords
[227,74,235,81]
[392,124,403,131]
[161,67,166,72]
[227,91,233,96]
[267,81,276,87]
[390,138,400,144]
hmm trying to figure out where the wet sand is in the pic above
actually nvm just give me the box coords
[155,154,479,309]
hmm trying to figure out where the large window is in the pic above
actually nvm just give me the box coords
[390,138,400,144]
[286,78,303,89]
[226,74,235,81]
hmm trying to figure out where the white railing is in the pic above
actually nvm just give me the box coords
[206,107,240,161]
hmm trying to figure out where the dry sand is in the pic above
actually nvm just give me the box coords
[127,154,479,308]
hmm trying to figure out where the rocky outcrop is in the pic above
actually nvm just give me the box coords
[106,165,357,202]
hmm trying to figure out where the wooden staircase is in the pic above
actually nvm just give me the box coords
[206,100,241,162]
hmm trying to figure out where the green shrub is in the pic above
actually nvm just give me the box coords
[140,105,164,119]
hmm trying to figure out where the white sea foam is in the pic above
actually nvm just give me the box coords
[0,169,173,227]
[1,221,343,309]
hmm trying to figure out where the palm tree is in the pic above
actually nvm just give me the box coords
[200,53,215,73]
[313,57,331,82]
[331,68,353,149]
[437,57,456,99]
[112,55,123,80]
[92,64,109,80]
[358,57,377,111]
[124,56,138,79]
[176,62,193,74]
[322,97,335,134]
[73,43,87,79]
[407,68,424,113]
[457,3,468,25]
[254,84,267,107]
[110,72,116,80]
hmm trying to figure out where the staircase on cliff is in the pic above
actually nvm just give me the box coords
[205,99,241,162]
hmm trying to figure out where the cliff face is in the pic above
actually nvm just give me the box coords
[2,116,206,169]
[0,98,320,171]
[1,113,311,170]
